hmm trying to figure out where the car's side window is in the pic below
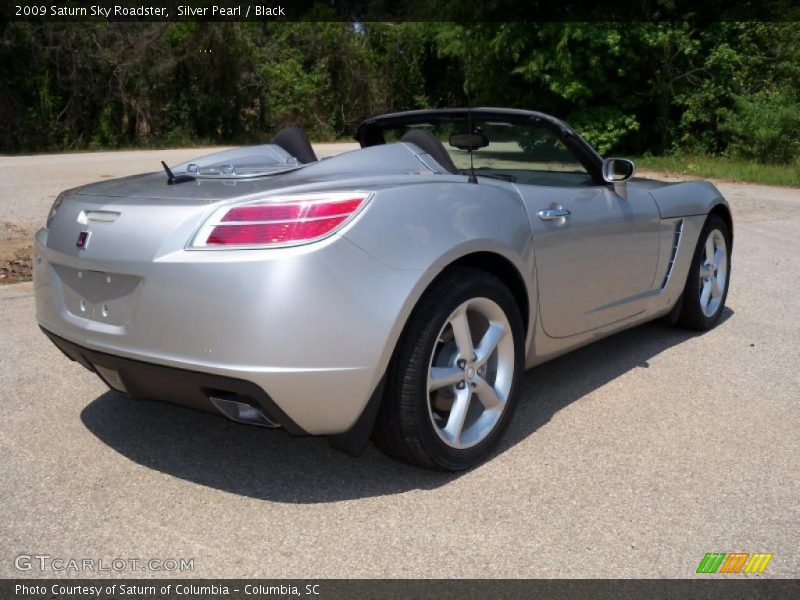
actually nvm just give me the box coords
[386,123,593,187]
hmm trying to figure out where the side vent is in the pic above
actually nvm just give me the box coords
[661,219,684,289]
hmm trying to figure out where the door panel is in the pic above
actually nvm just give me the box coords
[519,184,661,338]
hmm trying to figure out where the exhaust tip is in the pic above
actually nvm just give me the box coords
[209,395,280,428]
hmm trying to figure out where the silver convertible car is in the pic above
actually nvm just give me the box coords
[35,108,732,470]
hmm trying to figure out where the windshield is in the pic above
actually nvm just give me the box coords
[382,121,594,186]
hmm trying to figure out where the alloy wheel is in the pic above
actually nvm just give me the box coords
[698,229,728,317]
[426,297,515,449]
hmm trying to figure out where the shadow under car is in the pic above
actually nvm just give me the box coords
[80,309,732,503]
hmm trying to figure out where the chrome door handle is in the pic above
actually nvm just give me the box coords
[537,208,571,221]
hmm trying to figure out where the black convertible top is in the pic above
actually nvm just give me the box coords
[355,107,604,183]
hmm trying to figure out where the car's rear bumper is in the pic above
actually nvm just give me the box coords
[41,327,307,434]
[33,227,428,435]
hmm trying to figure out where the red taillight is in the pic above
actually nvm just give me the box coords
[221,204,304,222]
[206,217,348,245]
[192,193,370,248]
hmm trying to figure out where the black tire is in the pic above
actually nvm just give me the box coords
[372,267,525,470]
[675,214,732,330]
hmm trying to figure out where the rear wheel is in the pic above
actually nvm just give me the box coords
[373,268,525,470]
[675,214,732,330]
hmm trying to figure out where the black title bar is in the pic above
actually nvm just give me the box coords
[4,0,800,22]
[4,579,800,600]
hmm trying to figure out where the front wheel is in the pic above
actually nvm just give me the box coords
[372,268,525,470]
[676,214,732,330]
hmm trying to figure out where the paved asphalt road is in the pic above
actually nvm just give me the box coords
[0,147,798,578]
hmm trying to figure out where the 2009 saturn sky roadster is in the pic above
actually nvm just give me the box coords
[35,108,732,470]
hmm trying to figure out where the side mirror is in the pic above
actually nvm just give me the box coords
[602,158,635,199]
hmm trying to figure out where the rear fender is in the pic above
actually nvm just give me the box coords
[344,180,536,377]
[331,181,537,454]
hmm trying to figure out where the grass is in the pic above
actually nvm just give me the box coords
[633,155,800,187]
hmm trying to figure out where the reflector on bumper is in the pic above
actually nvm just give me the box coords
[94,365,126,393]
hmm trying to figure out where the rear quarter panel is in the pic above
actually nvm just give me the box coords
[343,177,537,368]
